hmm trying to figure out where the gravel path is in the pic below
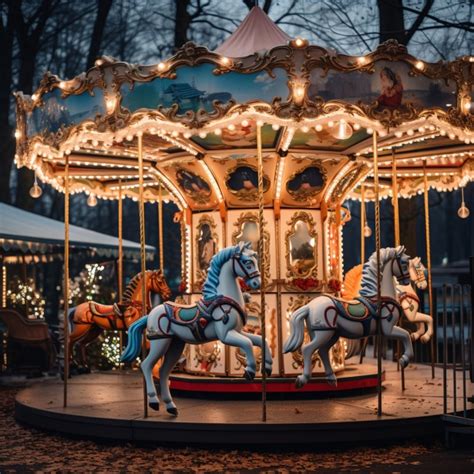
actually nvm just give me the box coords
[0,384,473,472]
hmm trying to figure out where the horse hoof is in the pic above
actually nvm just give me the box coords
[399,355,409,369]
[167,407,178,417]
[327,375,338,387]
[295,376,306,389]
[264,367,272,377]
[420,335,430,344]
[149,402,160,411]
[244,369,255,381]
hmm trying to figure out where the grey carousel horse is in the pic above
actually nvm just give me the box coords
[284,246,413,388]
[121,241,273,415]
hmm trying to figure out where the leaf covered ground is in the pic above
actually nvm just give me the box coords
[0,384,473,473]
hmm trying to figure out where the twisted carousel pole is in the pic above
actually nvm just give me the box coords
[360,184,366,266]
[118,180,124,366]
[158,182,164,270]
[63,155,70,408]
[256,123,267,422]
[373,132,383,417]
[423,162,435,379]
[392,149,405,390]
[138,133,148,418]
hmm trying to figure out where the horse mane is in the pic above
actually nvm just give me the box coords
[342,264,363,300]
[202,246,236,300]
[359,248,397,297]
[122,270,149,302]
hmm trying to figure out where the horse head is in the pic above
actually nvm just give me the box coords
[408,256,428,290]
[392,245,411,286]
[232,241,261,290]
[147,270,172,301]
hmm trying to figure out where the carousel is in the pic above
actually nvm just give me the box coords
[13,7,473,444]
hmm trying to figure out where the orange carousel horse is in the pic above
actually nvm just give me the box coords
[68,269,171,369]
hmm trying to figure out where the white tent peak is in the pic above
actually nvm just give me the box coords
[215,6,291,58]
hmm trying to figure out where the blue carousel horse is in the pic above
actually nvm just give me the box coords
[121,241,272,416]
[284,246,414,388]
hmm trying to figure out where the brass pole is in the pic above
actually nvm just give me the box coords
[392,149,405,389]
[138,133,148,418]
[373,132,383,417]
[359,185,368,365]
[63,155,70,408]
[257,124,267,422]
[423,163,435,379]
[118,180,124,368]
[392,150,400,247]
[360,184,365,265]
[158,182,164,270]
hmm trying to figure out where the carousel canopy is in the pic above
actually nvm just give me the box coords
[13,11,474,212]
[0,203,155,262]
[215,6,290,57]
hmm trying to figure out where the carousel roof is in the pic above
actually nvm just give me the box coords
[215,6,290,57]
[0,203,155,262]
[13,11,474,212]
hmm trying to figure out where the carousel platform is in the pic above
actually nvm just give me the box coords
[169,363,380,399]
[15,360,473,446]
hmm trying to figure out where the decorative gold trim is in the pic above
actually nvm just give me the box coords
[286,163,327,202]
[231,211,271,285]
[225,163,270,202]
[285,211,318,281]
[194,214,218,290]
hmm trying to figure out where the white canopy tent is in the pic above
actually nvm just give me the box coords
[215,6,290,57]
[0,203,155,262]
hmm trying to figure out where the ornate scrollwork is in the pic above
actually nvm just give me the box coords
[232,211,271,285]
[285,211,318,281]
[194,214,219,290]
[194,342,221,372]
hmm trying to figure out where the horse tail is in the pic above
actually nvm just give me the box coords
[283,305,309,353]
[121,315,148,362]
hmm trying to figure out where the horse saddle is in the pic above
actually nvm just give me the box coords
[331,297,373,321]
[163,301,208,326]
[89,302,118,318]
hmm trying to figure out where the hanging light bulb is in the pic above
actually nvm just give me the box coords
[457,187,470,219]
[87,194,98,207]
[363,224,372,237]
[29,173,42,198]
[331,120,353,140]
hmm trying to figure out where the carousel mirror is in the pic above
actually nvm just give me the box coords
[195,215,218,286]
[286,211,318,279]
[232,212,271,283]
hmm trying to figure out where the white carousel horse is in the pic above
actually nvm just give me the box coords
[396,257,433,343]
[121,241,272,416]
[342,257,433,344]
[283,246,414,389]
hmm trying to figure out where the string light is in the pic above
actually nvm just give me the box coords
[29,172,43,198]
[457,186,470,219]
[87,194,98,207]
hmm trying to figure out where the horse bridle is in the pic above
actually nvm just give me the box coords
[410,261,426,286]
[392,256,410,282]
[232,254,261,282]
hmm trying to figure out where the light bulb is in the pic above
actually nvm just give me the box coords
[87,194,98,207]
[29,182,42,199]
[331,120,353,140]
[458,187,470,219]
[363,224,372,238]
[457,204,470,219]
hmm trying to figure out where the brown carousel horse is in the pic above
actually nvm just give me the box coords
[68,270,171,369]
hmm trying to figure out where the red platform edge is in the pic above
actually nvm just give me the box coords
[170,372,384,393]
